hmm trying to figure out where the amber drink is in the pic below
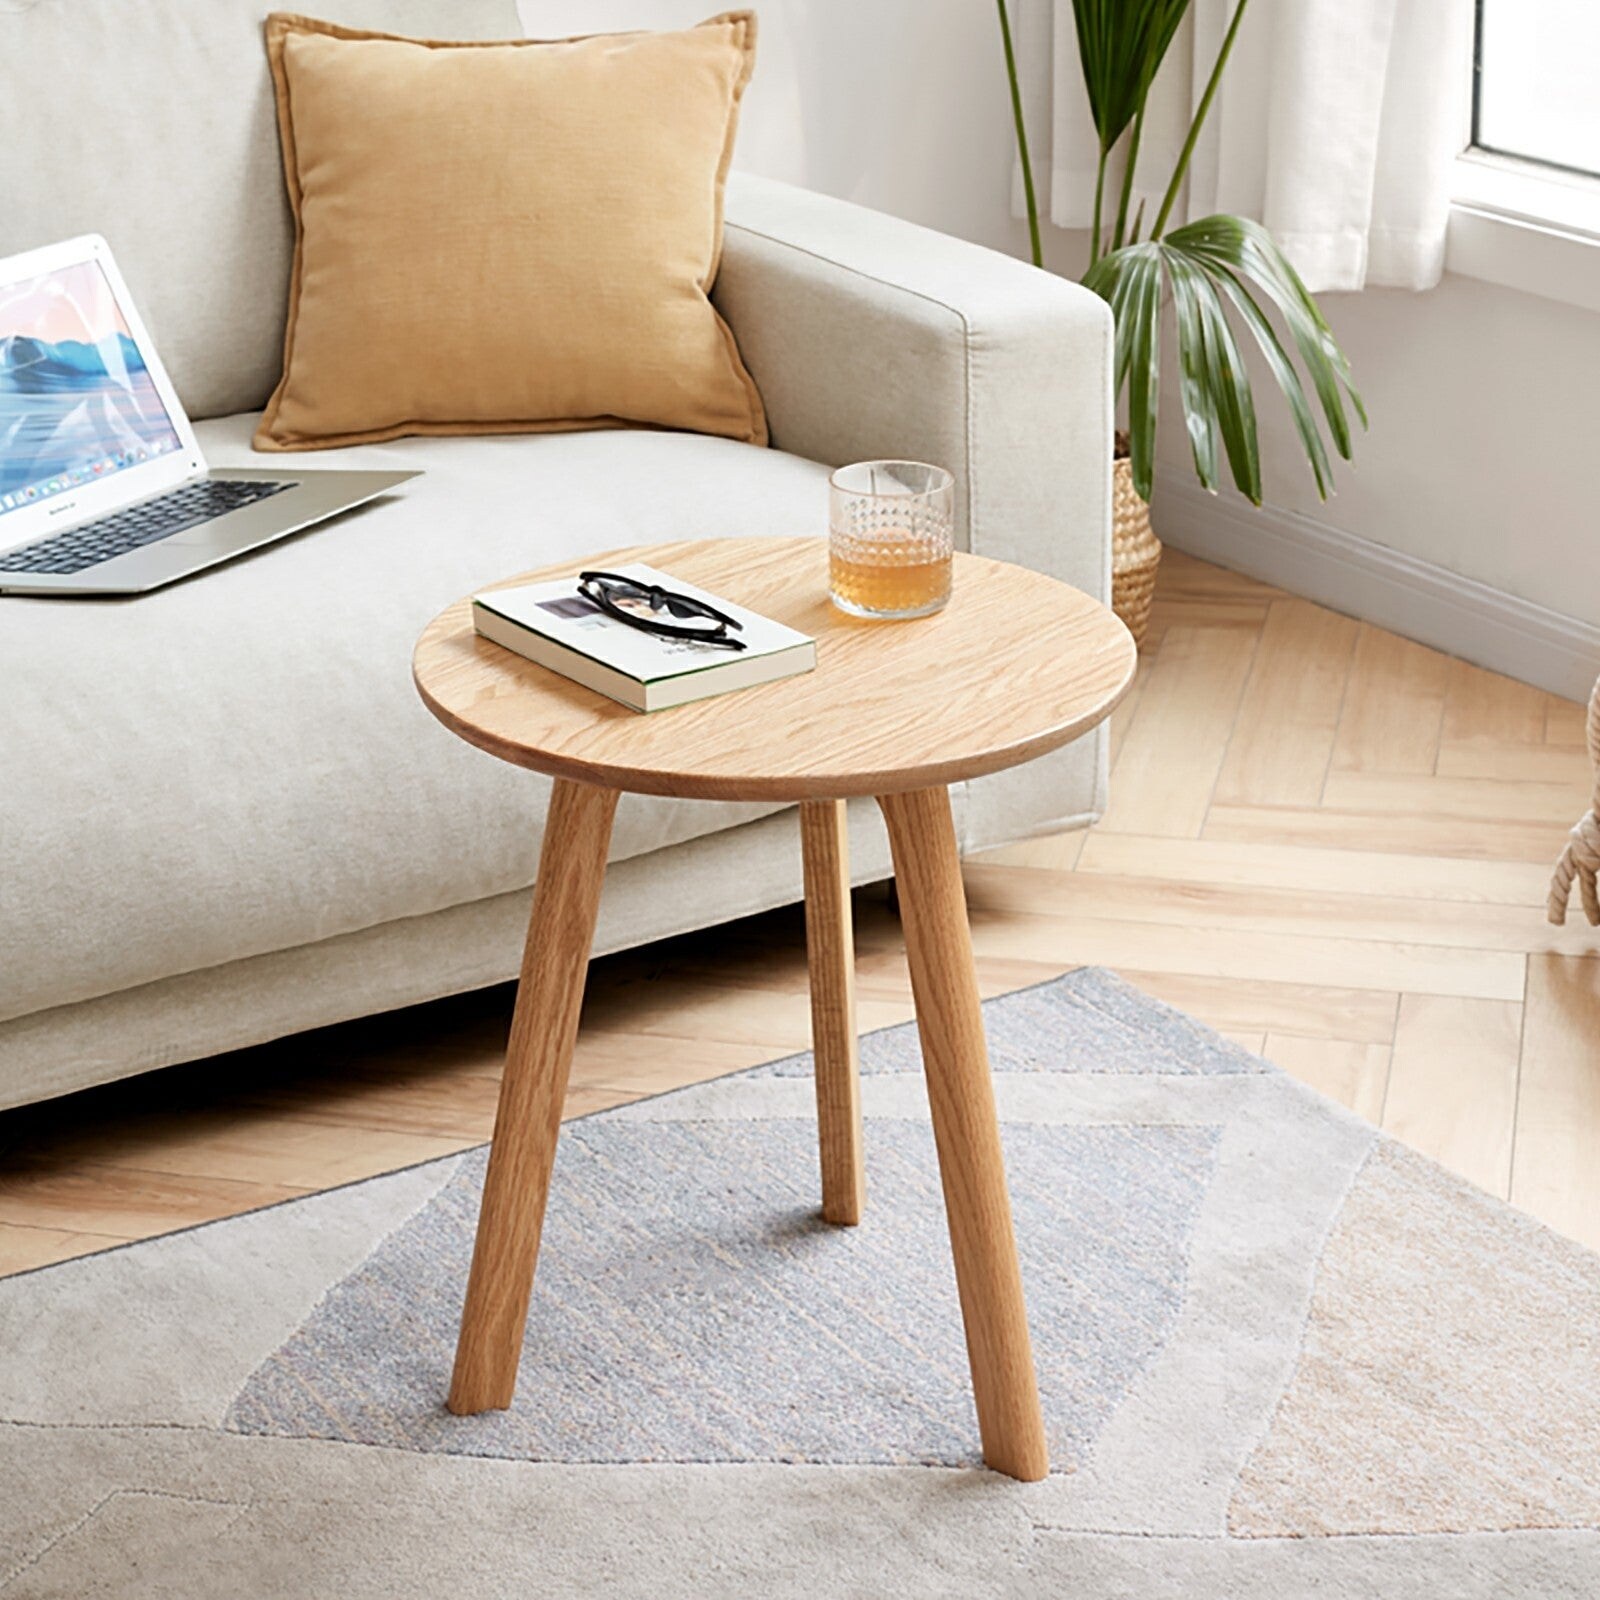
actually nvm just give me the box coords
[828,461,954,620]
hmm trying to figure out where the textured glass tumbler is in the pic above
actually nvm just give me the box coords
[828,460,955,620]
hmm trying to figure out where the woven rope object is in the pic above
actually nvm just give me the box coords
[1548,675,1600,926]
[1112,455,1161,648]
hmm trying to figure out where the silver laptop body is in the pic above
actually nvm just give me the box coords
[0,234,414,596]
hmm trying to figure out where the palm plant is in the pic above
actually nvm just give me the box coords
[996,0,1364,503]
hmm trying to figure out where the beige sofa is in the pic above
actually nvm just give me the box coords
[0,0,1112,1110]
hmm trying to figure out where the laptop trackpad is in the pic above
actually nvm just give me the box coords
[95,547,223,589]
[165,524,280,552]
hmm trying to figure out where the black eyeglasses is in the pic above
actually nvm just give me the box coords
[577,570,747,652]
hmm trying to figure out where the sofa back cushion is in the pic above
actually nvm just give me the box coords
[0,0,519,421]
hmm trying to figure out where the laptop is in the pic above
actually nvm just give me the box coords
[0,235,415,595]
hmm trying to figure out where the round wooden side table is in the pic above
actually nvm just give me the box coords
[413,536,1135,1481]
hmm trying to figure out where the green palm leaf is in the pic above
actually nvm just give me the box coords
[1173,215,1367,452]
[1085,219,1364,504]
[1071,0,1191,154]
[1206,264,1335,498]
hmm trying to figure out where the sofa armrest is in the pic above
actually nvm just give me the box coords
[715,172,1113,602]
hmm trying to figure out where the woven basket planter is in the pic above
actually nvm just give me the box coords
[1112,452,1161,647]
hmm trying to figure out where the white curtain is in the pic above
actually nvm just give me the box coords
[1013,0,1474,291]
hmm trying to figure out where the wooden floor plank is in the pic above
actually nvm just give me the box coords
[1435,738,1593,785]
[1321,769,1590,826]
[25,1110,467,1191]
[1263,1035,1392,1122]
[972,830,1088,872]
[578,975,908,1052]
[1545,695,1590,748]
[239,1072,505,1141]
[1329,625,1451,776]
[1106,655,1151,765]
[563,1086,644,1120]
[1112,971,1398,1044]
[570,1045,778,1100]
[1077,831,1552,907]
[965,906,1524,1001]
[1206,802,1570,864]
[1150,549,1284,602]
[1097,624,1258,838]
[1441,657,1548,748]
[0,1163,309,1238]
[1383,994,1522,1197]
[1213,598,1358,807]
[962,860,1590,957]
[1141,597,1271,654]
[1511,953,1600,1251]
[0,1223,131,1276]
[1219,1031,1267,1056]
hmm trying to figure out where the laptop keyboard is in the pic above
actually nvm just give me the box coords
[0,479,296,575]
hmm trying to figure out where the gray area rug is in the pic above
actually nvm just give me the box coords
[4,968,1600,1598]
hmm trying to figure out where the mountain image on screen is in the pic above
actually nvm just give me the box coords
[0,332,146,393]
[0,260,180,502]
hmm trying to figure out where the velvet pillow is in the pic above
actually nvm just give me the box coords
[255,11,766,451]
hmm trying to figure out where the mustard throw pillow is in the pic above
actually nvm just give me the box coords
[255,11,766,451]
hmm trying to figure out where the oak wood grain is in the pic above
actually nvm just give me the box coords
[800,800,865,1226]
[1263,1035,1392,1122]
[1441,657,1548,748]
[1109,970,1399,1044]
[1511,954,1600,1251]
[1329,625,1451,775]
[1073,832,1552,907]
[1546,696,1589,747]
[448,779,618,1416]
[0,1223,131,1276]
[1097,624,1257,837]
[1204,803,1570,864]
[1213,598,1357,807]
[961,861,1593,956]
[964,903,1525,1000]
[413,539,1135,802]
[0,1161,305,1238]
[880,785,1049,1482]
[1383,995,1521,1197]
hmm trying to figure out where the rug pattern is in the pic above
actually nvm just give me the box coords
[225,1119,1220,1466]
[5,968,1600,1599]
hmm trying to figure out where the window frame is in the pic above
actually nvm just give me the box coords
[1472,0,1600,182]
[1447,0,1600,312]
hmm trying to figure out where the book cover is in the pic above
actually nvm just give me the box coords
[471,563,817,712]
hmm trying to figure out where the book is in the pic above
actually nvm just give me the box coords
[471,562,817,713]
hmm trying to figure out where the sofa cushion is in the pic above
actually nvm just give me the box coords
[0,0,519,422]
[256,11,766,452]
[0,419,831,1025]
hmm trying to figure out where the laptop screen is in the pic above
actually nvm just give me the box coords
[0,259,184,521]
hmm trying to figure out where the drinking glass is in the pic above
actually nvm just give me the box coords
[828,460,955,620]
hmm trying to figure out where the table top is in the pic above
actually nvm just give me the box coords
[413,538,1135,802]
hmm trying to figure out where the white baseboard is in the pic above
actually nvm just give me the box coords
[1152,473,1600,702]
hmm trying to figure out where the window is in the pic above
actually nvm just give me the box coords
[1451,0,1600,312]
[1474,0,1600,177]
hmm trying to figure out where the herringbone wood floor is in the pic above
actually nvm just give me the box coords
[2,550,1595,1276]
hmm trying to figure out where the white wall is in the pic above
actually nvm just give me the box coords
[518,0,1034,254]
[520,2,1600,663]
[1189,273,1600,627]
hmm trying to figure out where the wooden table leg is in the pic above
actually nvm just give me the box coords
[448,778,619,1416]
[800,799,865,1225]
[878,785,1049,1482]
